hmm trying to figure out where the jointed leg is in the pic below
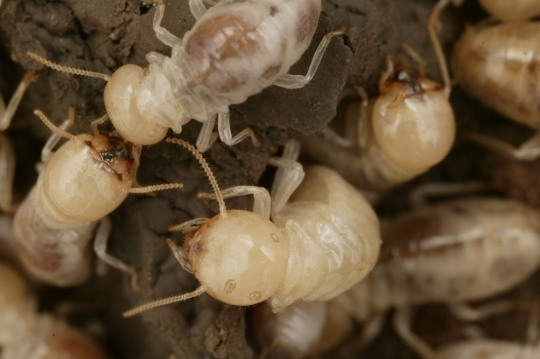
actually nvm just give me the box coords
[39,116,74,165]
[393,306,439,359]
[217,112,259,148]
[93,217,139,290]
[0,72,37,131]
[268,140,305,217]
[198,185,272,219]
[462,130,540,161]
[0,133,15,212]
[274,30,344,89]
[196,114,217,152]
[153,0,182,47]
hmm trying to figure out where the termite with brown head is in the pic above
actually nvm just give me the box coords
[123,139,381,317]
[12,107,183,287]
[26,0,343,152]
[0,72,37,212]
[431,0,540,160]
[328,196,540,358]
[300,10,455,191]
[0,260,110,359]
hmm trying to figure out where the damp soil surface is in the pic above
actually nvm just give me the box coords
[2,0,540,358]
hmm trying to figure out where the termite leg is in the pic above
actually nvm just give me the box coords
[153,0,182,48]
[146,51,167,65]
[273,30,345,89]
[198,186,272,219]
[462,131,540,161]
[267,139,305,217]
[428,0,454,97]
[196,114,217,152]
[0,72,37,131]
[448,300,520,322]
[39,116,74,165]
[93,217,139,291]
[408,181,489,208]
[217,112,260,148]
[188,0,208,19]
[169,217,210,233]
[393,306,438,359]
[0,133,15,212]
[335,311,386,358]
[90,114,108,135]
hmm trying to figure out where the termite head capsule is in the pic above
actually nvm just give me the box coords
[372,66,455,172]
[42,134,136,225]
[183,210,288,306]
[104,64,169,145]
[478,0,540,21]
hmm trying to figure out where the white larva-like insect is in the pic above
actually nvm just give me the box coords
[13,108,182,287]
[123,139,381,317]
[432,0,540,160]
[300,9,455,191]
[27,0,342,151]
[0,72,37,212]
[0,260,109,359]
[330,197,540,358]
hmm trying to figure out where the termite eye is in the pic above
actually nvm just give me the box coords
[185,210,288,306]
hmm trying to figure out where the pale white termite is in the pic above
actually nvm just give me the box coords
[433,0,540,160]
[13,108,182,287]
[329,197,540,358]
[300,9,455,191]
[27,0,342,151]
[123,139,381,317]
[0,260,109,359]
[0,72,37,212]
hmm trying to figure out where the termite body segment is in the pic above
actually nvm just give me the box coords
[437,339,539,359]
[0,260,109,359]
[453,22,540,131]
[332,197,540,357]
[13,113,136,286]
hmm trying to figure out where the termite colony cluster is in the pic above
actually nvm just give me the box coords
[0,0,540,358]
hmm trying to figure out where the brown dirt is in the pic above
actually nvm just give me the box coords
[2,0,539,358]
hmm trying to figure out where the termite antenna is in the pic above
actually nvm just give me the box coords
[428,0,453,97]
[122,285,207,317]
[34,109,76,140]
[26,51,111,82]
[128,183,184,194]
[166,137,226,215]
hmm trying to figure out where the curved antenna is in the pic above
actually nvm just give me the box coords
[26,51,111,82]
[166,137,227,215]
[122,285,207,317]
[428,0,454,98]
[34,109,76,140]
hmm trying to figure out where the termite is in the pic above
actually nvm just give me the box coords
[329,197,540,358]
[12,107,182,287]
[432,0,540,160]
[123,139,381,317]
[300,9,455,191]
[0,260,109,359]
[0,72,37,212]
[27,0,343,151]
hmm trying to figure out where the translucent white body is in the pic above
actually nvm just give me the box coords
[13,133,135,286]
[333,197,540,321]
[478,0,540,21]
[437,339,540,359]
[452,22,540,129]
[0,261,108,359]
[105,0,322,145]
[184,165,381,311]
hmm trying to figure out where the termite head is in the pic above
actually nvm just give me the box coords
[42,132,136,224]
[372,63,455,172]
[104,64,169,145]
[183,210,288,306]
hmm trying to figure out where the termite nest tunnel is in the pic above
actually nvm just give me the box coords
[1,0,540,358]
